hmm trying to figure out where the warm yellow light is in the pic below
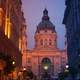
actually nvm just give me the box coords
[65,69,69,73]
[5,17,11,38]
[23,67,26,71]
[44,65,48,70]
[8,22,11,38]
[12,61,15,65]
[5,17,8,36]
[0,8,3,26]
[19,39,22,50]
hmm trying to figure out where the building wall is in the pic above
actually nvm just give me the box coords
[35,30,57,49]
[0,0,27,49]
[26,9,67,79]
[0,0,27,71]
[63,0,80,69]
[26,50,67,78]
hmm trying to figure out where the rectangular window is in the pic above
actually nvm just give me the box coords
[27,58,31,63]
[5,17,11,38]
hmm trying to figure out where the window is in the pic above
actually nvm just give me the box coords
[5,17,11,38]
[27,58,31,63]
[49,39,52,45]
[19,38,21,51]
[40,39,43,45]
[45,39,47,45]
[45,30,47,32]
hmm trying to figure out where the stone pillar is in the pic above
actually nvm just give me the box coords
[22,51,27,67]
[0,8,3,27]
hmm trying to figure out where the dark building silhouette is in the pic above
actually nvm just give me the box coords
[63,0,80,71]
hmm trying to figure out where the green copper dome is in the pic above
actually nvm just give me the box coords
[36,8,56,33]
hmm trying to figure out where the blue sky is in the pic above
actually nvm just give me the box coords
[22,0,66,50]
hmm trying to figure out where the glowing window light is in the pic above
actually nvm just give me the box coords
[19,39,22,50]
[5,18,11,38]
[8,22,11,38]
[5,18,8,36]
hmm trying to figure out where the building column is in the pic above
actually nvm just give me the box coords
[0,8,3,27]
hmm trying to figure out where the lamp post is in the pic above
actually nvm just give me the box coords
[64,64,69,74]
[22,67,27,79]
[65,65,69,72]
[12,60,16,80]
[43,65,49,80]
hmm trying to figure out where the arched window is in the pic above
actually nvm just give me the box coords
[40,39,43,45]
[49,39,52,45]
[27,57,31,63]
[41,58,51,71]
[45,39,47,45]
[42,58,51,64]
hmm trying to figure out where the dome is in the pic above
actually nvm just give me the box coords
[36,8,56,33]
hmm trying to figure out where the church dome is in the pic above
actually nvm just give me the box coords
[36,8,56,33]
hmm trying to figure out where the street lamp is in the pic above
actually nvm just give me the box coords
[23,67,26,71]
[12,60,16,80]
[65,64,69,73]
[66,65,69,69]
[43,65,48,70]
[12,61,15,65]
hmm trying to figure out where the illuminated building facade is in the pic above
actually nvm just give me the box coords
[0,0,27,79]
[27,9,67,79]
[21,21,27,67]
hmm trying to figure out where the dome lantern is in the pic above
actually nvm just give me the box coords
[36,9,56,33]
[42,8,49,21]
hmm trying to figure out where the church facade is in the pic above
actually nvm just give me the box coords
[26,9,67,79]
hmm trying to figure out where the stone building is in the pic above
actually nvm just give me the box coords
[26,9,67,79]
[0,0,27,79]
[63,0,80,71]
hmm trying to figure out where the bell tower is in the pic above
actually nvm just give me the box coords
[34,9,57,50]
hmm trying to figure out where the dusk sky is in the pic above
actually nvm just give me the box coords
[22,0,66,50]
